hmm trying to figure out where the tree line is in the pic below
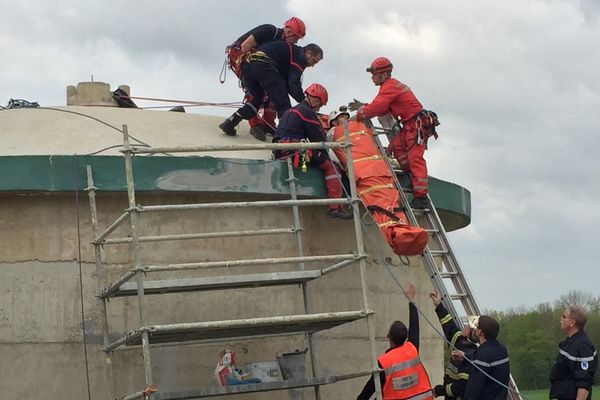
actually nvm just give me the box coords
[490,290,600,390]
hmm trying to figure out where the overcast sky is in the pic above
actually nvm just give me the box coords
[1,0,599,311]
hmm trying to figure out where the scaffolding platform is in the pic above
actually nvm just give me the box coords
[106,311,369,351]
[111,270,323,297]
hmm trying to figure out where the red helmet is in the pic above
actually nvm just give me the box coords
[366,56,393,73]
[304,83,328,105]
[284,17,306,38]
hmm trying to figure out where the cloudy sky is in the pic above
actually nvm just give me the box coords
[1,0,599,311]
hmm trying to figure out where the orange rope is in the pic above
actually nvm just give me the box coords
[116,94,243,107]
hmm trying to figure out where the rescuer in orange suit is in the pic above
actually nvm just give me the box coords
[272,83,352,219]
[351,57,431,210]
[224,17,307,141]
[356,282,433,400]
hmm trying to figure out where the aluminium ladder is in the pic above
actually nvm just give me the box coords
[371,124,522,400]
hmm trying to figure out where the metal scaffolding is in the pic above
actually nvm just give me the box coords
[86,122,384,399]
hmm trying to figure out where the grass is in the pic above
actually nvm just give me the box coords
[521,387,600,400]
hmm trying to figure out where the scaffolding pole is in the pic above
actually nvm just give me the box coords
[85,166,116,399]
[286,158,320,400]
[342,119,383,399]
[122,125,154,386]
[127,141,348,155]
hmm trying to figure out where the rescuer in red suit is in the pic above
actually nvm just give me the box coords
[351,57,430,210]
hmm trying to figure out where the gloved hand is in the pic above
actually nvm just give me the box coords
[433,384,446,397]
[347,98,364,112]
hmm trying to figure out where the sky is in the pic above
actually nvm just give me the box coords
[1,0,599,311]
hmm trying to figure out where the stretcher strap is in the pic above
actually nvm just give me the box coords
[358,184,394,196]
[334,130,369,142]
[354,155,383,163]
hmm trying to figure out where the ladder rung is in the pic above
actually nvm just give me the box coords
[439,272,458,278]
[425,229,439,234]
[450,293,468,300]
[428,250,448,257]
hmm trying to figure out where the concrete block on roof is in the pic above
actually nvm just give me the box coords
[66,82,129,106]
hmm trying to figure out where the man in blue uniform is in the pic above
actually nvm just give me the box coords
[225,17,306,140]
[272,83,351,219]
[219,41,323,139]
[429,291,477,399]
[463,315,510,400]
[550,305,597,400]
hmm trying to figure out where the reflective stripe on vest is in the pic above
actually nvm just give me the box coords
[384,356,421,375]
[559,349,597,362]
[473,357,509,367]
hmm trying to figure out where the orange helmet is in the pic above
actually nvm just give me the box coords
[366,56,393,73]
[304,83,328,105]
[284,17,306,38]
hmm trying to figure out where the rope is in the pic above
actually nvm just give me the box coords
[113,94,243,108]
[73,155,92,400]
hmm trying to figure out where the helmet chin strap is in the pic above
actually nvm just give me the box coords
[306,96,319,110]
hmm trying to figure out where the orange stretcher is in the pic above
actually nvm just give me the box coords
[330,121,428,256]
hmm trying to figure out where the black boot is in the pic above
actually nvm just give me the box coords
[249,125,267,141]
[219,113,242,136]
[410,196,430,210]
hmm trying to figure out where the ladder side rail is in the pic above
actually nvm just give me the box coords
[342,119,383,399]
[122,125,154,386]
[286,158,321,400]
[370,130,462,318]
[423,199,481,316]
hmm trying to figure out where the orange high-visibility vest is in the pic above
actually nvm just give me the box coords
[378,342,433,400]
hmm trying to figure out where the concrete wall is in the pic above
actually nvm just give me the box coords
[0,191,443,399]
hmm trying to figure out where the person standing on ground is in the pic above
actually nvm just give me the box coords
[463,315,510,400]
[356,283,433,400]
[550,305,597,400]
[429,291,477,399]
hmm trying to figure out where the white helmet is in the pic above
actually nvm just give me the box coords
[328,109,350,125]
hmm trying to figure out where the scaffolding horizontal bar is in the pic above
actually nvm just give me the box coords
[137,198,352,213]
[109,270,323,298]
[101,228,295,245]
[127,141,348,154]
[93,211,130,243]
[152,371,375,399]
[105,310,368,351]
[139,254,361,273]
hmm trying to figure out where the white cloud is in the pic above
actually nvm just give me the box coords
[1,0,599,310]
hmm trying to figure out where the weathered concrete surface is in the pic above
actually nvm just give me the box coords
[0,106,269,158]
[0,191,444,399]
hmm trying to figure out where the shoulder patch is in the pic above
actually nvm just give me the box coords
[581,361,589,370]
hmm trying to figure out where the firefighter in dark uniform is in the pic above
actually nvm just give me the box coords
[550,305,597,400]
[272,83,351,220]
[463,315,510,400]
[224,17,306,141]
[219,41,323,138]
[356,283,433,400]
[429,291,477,399]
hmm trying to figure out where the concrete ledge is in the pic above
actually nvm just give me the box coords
[0,155,470,231]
